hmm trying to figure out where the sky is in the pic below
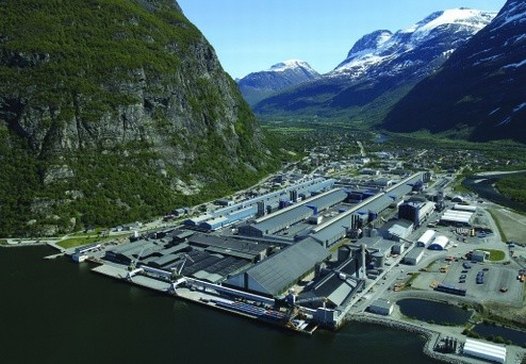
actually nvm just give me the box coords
[177,0,507,79]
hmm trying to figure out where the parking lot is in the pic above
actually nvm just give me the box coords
[441,261,523,305]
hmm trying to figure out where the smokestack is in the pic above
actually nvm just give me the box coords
[361,244,367,279]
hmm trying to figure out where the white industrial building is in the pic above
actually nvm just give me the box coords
[440,209,473,226]
[463,338,506,364]
[453,204,477,212]
[428,235,449,251]
[385,220,414,241]
[417,229,436,248]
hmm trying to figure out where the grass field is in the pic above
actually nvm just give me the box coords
[483,249,506,262]
[57,233,130,249]
[488,208,526,243]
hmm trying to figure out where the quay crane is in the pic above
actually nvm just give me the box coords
[173,253,195,277]
[126,246,150,280]
[168,253,195,293]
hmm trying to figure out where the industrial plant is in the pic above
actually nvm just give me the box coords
[74,172,435,330]
[65,164,525,363]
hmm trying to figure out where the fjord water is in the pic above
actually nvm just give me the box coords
[0,247,435,364]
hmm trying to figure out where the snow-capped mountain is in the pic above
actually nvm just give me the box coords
[332,8,495,80]
[237,60,320,106]
[383,0,526,142]
[255,8,495,121]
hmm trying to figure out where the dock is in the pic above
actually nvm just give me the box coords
[91,262,318,335]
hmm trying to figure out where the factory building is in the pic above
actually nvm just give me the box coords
[398,200,435,226]
[463,338,506,364]
[104,239,161,265]
[298,257,364,309]
[187,233,271,262]
[403,247,425,265]
[440,209,474,226]
[453,204,477,212]
[392,243,405,255]
[361,237,396,268]
[428,235,449,251]
[200,206,257,231]
[367,298,394,316]
[310,173,426,247]
[184,214,214,227]
[417,229,436,248]
[383,219,414,241]
[186,178,336,229]
[238,189,348,238]
[225,238,330,297]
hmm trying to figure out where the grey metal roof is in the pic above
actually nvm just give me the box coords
[369,298,393,311]
[109,240,160,258]
[237,238,330,296]
[214,177,334,216]
[205,246,256,260]
[310,173,425,246]
[310,221,347,246]
[149,253,181,268]
[405,247,425,259]
[160,243,189,256]
[188,233,270,258]
[299,259,361,307]
[252,206,312,234]
[251,189,347,235]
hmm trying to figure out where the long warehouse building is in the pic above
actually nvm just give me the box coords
[186,178,336,228]
[310,173,426,247]
[225,238,331,297]
[463,338,506,364]
[238,188,348,237]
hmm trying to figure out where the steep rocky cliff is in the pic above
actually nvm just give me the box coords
[0,0,275,236]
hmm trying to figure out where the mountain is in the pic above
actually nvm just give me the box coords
[383,0,526,142]
[0,0,276,236]
[237,60,320,106]
[254,9,495,124]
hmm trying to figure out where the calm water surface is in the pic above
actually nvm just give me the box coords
[473,323,526,346]
[0,247,438,364]
[397,299,472,326]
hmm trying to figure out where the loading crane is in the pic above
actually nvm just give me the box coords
[171,253,195,279]
[126,246,150,280]
[168,253,196,293]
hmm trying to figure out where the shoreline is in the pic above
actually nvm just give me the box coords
[348,305,526,364]
[351,313,487,364]
[0,241,49,248]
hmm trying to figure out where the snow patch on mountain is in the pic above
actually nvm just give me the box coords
[331,8,496,78]
[418,8,494,33]
[503,59,526,69]
[513,103,526,113]
[267,59,315,73]
[491,0,526,31]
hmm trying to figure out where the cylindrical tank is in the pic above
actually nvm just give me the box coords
[372,252,385,267]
